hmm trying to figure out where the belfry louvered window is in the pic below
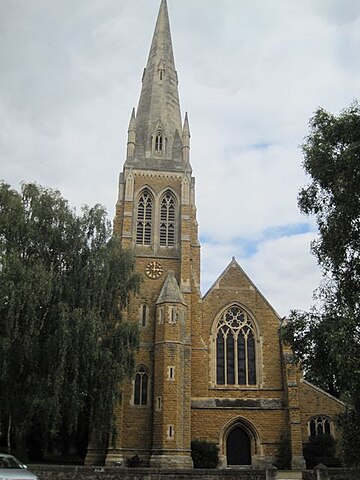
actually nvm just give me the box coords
[216,305,257,386]
[134,365,148,406]
[136,190,152,245]
[160,191,175,246]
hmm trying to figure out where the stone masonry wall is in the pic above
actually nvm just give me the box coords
[30,465,358,480]
[30,466,266,480]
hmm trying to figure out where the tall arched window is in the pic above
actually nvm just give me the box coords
[155,133,163,152]
[136,190,152,245]
[216,305,257,386]
[134,365,148,406]
[160,191,175,246]
[309,416,331,437]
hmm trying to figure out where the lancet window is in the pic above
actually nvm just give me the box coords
[155,133,163,152]
[134,365,148,406]
[136,189,152,245]
[216,305,257,386]
[139,304,148,327]
[160,191,176,246]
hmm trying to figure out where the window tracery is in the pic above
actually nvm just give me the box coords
[216,305,257,386]
[309,416,331,437]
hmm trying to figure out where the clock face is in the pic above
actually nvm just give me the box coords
[145,260,163,279]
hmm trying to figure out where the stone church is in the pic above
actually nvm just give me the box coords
[89,0,344,469]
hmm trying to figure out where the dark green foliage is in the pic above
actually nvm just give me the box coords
[282,101,360,467]
[303,434,340,469]
[0,181,141,459]
[191,440,219,469]
[337,406,360,469]
[274,430,292,470]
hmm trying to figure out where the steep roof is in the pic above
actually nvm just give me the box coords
[127,0,188,169]
[203,257,282,320]
[157,270,186,305]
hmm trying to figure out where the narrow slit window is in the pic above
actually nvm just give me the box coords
[170,307,177,324]
[168,425,174,438]
[156,396,162,411]
[167,366,175,380]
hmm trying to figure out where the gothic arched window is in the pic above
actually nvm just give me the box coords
[134,365,149,406]
[136,189,152,245]
[216,305,257,386]
[309,416,331,437]
[160,191,176,246]
[155,133,163,152]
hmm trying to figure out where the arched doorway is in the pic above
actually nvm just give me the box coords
[226,425,251,465]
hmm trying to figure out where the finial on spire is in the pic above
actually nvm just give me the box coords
[128,107,136,131]
[127,108,136,159]
[182,112,190,163]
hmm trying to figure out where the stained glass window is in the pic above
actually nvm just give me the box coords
[216,305,257,386]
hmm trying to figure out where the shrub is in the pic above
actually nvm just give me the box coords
[303,434,341,468]
[274,430,292,470]
[127,454,140,467]
[191,440,219,469]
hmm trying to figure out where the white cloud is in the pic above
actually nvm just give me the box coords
[242,233,322,316]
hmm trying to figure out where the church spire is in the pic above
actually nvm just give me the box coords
[128,0,185,167]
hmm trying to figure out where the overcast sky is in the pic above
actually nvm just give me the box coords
[1,0,359,316]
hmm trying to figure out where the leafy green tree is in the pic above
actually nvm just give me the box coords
[282,102,360,466]
[0,181,141,459]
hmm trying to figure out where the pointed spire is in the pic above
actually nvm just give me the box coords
[130,0,184,165]
[157,271,185,305]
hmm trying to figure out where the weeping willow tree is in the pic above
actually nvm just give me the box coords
[0,181,141,459]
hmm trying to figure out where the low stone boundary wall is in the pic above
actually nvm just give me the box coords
[303,467,357,480]
[29,465,358,480]
[30,465,266,480]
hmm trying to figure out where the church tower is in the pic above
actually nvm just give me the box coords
[108,0,199,468]
[90,0,346,471]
